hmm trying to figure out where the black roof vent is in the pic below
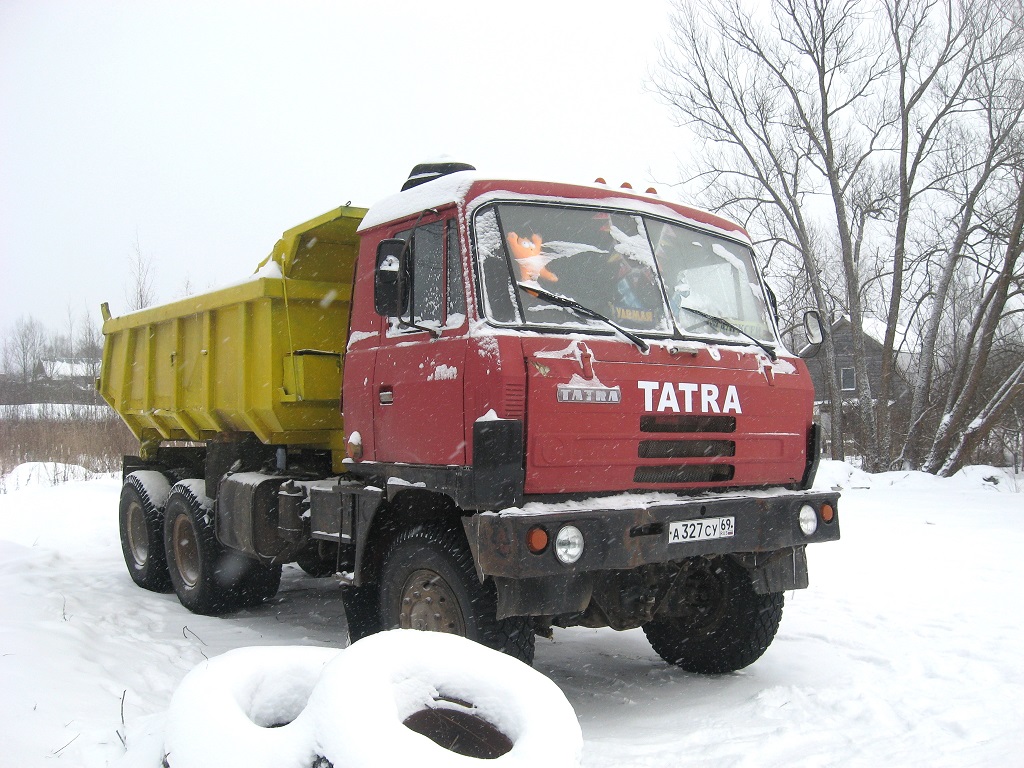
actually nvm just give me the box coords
[402,161,476,191]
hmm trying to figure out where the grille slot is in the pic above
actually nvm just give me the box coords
[640,415,736,433]
[638,440,735,459]
[504,383,526,419]
[633,465,735,484]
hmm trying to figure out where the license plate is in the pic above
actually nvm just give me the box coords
[668,516,735,543]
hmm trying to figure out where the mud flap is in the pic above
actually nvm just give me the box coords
[732,546,809,594]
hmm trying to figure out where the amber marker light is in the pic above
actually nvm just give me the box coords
[821,504,835,523]
[527,526,549,554]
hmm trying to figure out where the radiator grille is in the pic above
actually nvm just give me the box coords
[638,440,735,459]
[633,465,735,484]
[640,415,736,433]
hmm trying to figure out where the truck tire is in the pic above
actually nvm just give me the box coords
[379,524,535,664]
[119,471,173,593]
[163,481,245,616]
[643,556,784,674]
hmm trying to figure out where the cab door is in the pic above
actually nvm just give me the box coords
[372,216,468,465]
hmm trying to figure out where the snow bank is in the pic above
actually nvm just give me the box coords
[163,631,581,768]
[813,459,1021,494]
[1,461,96,492]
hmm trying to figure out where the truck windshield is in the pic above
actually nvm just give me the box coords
[474,203,774,344]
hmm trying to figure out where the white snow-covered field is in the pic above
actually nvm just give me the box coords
[1,461,1022,767]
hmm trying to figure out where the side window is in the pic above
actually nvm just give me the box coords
[447,221,465,321]
[393,219,463,330]
[413,221,444,325]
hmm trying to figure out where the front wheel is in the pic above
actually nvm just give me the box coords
[379,524,535,664]
[643,556,784,674]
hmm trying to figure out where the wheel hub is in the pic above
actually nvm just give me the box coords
[126,500,149,566]
[172,514,201,588]
[680,566,728,630]
[399,569,465,634]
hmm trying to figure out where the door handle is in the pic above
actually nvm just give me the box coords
[379,385,394,405]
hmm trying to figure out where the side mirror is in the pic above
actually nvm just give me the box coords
[803,310,824,346]
[374,239,408,317]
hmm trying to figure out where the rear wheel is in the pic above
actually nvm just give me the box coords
[163,481,244,616]
[119,472,172,592]
[379,524,535,664]
[643,556,784,674]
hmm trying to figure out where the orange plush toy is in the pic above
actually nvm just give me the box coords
[507,232,558,282]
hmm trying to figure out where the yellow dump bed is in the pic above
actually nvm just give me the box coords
[98,205,367,465]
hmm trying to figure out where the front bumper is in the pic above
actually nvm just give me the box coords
[463,489,840,579]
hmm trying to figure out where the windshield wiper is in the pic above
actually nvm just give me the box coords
[518,283,650,353]
[676,305,777,361]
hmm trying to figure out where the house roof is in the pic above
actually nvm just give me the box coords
[37,359,100,379]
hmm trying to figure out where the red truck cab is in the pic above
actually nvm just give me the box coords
[346,171,817,492]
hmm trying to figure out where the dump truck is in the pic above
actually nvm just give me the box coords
[99,162,840,672]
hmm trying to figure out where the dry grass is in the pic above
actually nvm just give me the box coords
[0,404,138,481]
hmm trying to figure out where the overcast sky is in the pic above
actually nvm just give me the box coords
[0,0,690,338]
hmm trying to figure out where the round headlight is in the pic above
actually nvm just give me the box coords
[554,525,585,564]
[799,504,818,536]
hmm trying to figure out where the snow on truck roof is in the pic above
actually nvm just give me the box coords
[358,170,751,244]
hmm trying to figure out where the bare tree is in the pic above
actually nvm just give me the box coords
[654,0,893,464]
[3,316,47,385]
[126,236,156,312]
[655,0,1024,473]
[897,7,1024,472]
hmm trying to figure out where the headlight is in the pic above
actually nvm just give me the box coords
[554,525,584,564]
[799,504,818,536]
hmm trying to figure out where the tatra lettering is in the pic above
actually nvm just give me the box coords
[637,380,742,414]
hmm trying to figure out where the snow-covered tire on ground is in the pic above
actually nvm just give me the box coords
[119,470,173,593]
[163,646,341,768]
[163,632,581,768]
[309,630,582,767]
[379,523,535,664]
[163,480,247,616]
[643,556,784,674]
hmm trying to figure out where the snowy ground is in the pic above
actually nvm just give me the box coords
[1,461,1022,767]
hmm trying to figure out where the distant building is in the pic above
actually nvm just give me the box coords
[802,316,909,456]
[33,358,101,388]
[24,358,103,405]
